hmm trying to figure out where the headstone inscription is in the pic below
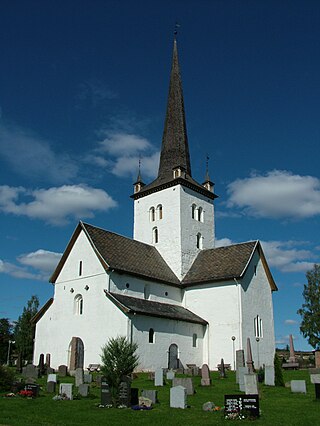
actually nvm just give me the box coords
[141,389,158,404]
[236,350,245,383]
[264,366,275,386]
[100,377,112,406]
[170,385,187,409]
[119,377,131,407]
[224,394,259,418]
[47,381,56,393]
[58,365,68,377]
[154,368,164,386]
[291,380,306,394]
[172,377,194,395]
[78,383,89,397]
[60,383,73,400]
[244,374,258,395]
[201,364,211,386]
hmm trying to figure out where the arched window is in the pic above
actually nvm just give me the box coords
[198,207,203,222]
[157,204,163,220]
[153,227,159,244]
[74,294,83,315]
[149,328,155,343]
[254,315,263,338]
[196,233,202,249]
[149,207,155,222]
[192,333,197,348]
[191,204,196,219]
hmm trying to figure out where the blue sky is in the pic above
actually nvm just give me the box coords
[0,0,319,351]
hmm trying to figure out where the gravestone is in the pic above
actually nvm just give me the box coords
[75,368,84,386]
[154,368,164,386]
[131,388,139,405]
[119,377,131,407]
[238,366,249,392]
[78,383,89,397]
[141,389,158,404]
[58,365,68,377]
[100,376,112,406]
[246,338,254,373]
[60,383,73,399]
[22,364,39,379]
[283,334,299,369]
[244,374,258,395]
[219,358,226,378]
[69,337,84,372]
[236,350,245,383]
[172,377,194,395]
[166,370,175,380]
[315,384,320,400]
[201,364,211,386]
[47,373,57,383]
[47,381,56,393]
[168,343,179,369]
[38,353,45,375]
[186,364,199,376]
[84,373,92,383]
[25,383,40,397]
[45,353,51,373]
[264,365,275,386]
[308,368,320,375]
[291,380,306,394]
[170,385,187,409]
[310,374,320,384]
[224,394,259,418]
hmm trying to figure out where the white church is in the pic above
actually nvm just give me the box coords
[33,40,277,372]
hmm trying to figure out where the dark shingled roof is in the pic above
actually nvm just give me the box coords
[82,222,180,285]
[106,291,207,325]
[182,241,258,286]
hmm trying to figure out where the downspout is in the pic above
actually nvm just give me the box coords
[233,278,243,349]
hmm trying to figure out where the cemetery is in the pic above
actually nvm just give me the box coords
[0,364,319,425]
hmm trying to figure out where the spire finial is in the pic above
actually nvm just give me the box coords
[174,21,180,39]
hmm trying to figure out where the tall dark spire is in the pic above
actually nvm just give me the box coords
[158,39,192,179]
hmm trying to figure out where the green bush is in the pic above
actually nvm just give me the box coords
[274,352,285,386]
[0,365,15,391]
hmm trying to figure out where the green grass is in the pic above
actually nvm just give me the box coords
[0,370,318,425]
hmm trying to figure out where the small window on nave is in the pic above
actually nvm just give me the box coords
[74,294,83,315]
[191,204,196,219]
[153,227,159,244]
[149,207,155,222]
[149,328,155,343]
[196,233,202,249]
[157,204,163,220]
[192,333,197,348]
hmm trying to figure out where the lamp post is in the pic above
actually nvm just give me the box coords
[6,340,15,366]
[256,338,260,369]
[231,336,236,371]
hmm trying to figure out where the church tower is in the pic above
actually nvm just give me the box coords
[132,39,217,279]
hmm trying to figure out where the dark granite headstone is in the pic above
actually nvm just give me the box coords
[315,383,320,399]
[119,377,131,407]
[25,383,40,397]
[58,365,68,377]
[38,353,45,376]
[131,388,139,405]
[100,376,112,405]
[224,394,259,418]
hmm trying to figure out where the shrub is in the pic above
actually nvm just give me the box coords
[274,353,285,386]
[0,365,15,391]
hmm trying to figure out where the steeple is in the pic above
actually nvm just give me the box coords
[158,39,192,180]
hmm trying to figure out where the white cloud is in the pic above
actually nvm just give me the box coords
[261,240,316,273]
[99,132,152,156]
[227,170,320,219]
[215,237,234,248]
[18,250,62,273]
[77,80,117,107]
[285,319,298,325]
[111,152,160,179]
[0,259,44,280]
[0,184,117,225]
[0,123,78,183]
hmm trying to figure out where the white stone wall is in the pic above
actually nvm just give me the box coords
[131,315,205,371]
[184,282,240,369]
[240,252,276,367]
[133,184,214,279]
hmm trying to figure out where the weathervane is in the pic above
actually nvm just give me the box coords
[174,21,181,38]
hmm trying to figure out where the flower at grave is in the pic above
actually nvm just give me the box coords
[5,392,16,397]
[18,390,33,398]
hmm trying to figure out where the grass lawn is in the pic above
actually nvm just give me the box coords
[0,369,318,425]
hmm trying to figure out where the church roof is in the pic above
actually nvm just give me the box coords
[50,221,180,285]
[105,291,208,325]
[131,40,216,201]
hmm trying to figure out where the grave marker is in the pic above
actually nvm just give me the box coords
[75,368,84,387]
[236,350,245,383]
[154,368,164,386]
[172,377,194,395]
[119,377,131,407]
[60,383,73,399]
[78,383,89,397]
[291,380,306,394]
[201,364,211,386]
[244,374,258,395]
[100,377,112,406]
[58,365,68,377]
[47,381,56,393]
[224,394,259,418]
[170,385,187,409]
[264,365,275,386]
[141,389,158,404]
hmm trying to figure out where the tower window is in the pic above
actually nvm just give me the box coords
[153,227,159,244]
[149,207,155,222]
[196,233,202,249]
[192,333,197,348]
[157,204,163,220]
[198,207,203,222]
[191,204,196,219]
[254,315,263,338]
[149,328,155,343]
[74,294,83,315]
[79,261,83,276]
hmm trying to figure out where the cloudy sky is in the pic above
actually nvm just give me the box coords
[0,0,319,351]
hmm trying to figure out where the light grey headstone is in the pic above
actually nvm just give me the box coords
[75,368,84,387]
[84,373,92,383]
[238,366,249,392]
[154,368,163,386]
[236,350,245,383]
[244,373,258,395]
[141,389,158,404]
[291,380,306,394]
[166,370,175,380]
[170,385,187,409]
[310,374,320,384]
[264,365,275,386]
[201,363,211,386]
[47,381,56,393]
[59,383,73,400]
[78,383,89,397]
[47,373,57,383]
[309,368,320,375]
[172,377,194,395]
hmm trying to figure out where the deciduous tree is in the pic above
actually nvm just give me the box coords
[0,318,13,364]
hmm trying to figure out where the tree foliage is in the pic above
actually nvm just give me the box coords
[100,336,139,403]
[0,365,15,391]
[274,353,284,387]
[0,318,13,364]
[14,295,39,362]
[297,264,320,349]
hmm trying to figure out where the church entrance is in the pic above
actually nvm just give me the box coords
[68,337,84,371]
[168,343,179,369]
